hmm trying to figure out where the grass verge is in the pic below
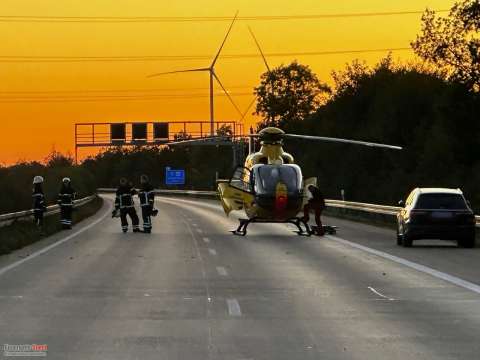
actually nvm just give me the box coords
[0,196,103,255]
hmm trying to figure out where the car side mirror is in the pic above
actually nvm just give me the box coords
[398,200,404,207]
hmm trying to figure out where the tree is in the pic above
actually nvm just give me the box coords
[216,124,233,137]
[44,150,74,168]
[412,0,480,92]
[173,130,192,141]
[331,59,370,97]
[254,61,330,129]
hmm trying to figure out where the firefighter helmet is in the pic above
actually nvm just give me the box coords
[33,176,44,184]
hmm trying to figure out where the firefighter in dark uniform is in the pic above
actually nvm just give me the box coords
[113,178,140,233]
[303,185,326,236]
[57,177,76,229]
[138,175,155,233]
[32,176,46,231]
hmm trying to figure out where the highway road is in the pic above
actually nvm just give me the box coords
[1,195,480,359]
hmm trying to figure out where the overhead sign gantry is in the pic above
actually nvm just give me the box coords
[74,121,244,162]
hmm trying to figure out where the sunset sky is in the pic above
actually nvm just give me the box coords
[0,0,454,164]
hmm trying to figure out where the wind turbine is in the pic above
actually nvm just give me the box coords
[148,12,242,136]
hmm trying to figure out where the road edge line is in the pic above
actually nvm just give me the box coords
[328,235,480,295]
[0,200,112,277]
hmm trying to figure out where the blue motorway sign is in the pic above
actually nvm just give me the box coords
[165,167,185,185]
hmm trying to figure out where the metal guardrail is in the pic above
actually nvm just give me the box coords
[97,188,217,198]
[96,189,480,225]
[326,199,480,225]
[0,195,97,227]
[325,199,399,216]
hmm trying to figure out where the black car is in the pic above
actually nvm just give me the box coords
[397,188,476,248]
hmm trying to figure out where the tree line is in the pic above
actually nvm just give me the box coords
[252,0,480,210]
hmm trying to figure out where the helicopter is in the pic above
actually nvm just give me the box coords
[217,127,402,236]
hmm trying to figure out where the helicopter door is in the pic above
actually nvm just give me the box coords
[217,167,254,216]
[302,177,318,207]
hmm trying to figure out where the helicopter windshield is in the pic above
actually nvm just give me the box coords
[253,164,303,196]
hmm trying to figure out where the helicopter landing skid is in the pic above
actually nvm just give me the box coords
[231,217,311,236]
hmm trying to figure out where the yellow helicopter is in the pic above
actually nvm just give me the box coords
[217,127,402,235]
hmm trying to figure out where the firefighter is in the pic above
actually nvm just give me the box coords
[303,185,326,236]
[113,178,140,233]
[57,177,76,229]
[138,175,155,233]
[32,176,46,231]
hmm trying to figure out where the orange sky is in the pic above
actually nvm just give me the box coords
[0,0,454,164]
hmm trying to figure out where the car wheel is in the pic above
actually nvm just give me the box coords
[402,233,413,247]
[458,236,475,248]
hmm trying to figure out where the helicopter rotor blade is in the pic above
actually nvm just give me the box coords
[147,67,210,78]
[167,136,230,146]
[283,133,402,150]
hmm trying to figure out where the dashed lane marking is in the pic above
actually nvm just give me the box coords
[226,298,242,317]
[202,237,210,243]
[216,266,228,276]
[208,248,217,256]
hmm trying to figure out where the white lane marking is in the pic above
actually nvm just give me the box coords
[196,229,203,234]
[216,266,228,276]
[328,235,480,295]
[368,286,395,301]
[226,298,242,317]
[202,237,210,244]
[0,201,112,278]
[192,223,198,227]
[180,213,214,359]
[208,248,217,256]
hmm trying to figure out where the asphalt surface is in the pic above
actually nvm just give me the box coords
[1,195,480,360]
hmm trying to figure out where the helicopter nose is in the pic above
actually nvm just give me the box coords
[275,182,288,214]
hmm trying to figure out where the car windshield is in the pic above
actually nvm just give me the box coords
[415,193,467,210]
[255,165,301,195]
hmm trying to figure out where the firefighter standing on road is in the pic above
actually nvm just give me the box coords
[32,176,46,231]
[113,178,140,233]
[303,185,326,236]
[138,175,155,233]
[58,177,76,229]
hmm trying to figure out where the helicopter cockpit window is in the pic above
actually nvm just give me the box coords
[229,166,252,193]
[254,164,303,196]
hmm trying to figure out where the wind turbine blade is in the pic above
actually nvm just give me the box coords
[284,134,403,150]
[248,26,270,72]
[211,11,239,68]
[239,96,257,122]
[147,67,210,78]
[212,72,243,117]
